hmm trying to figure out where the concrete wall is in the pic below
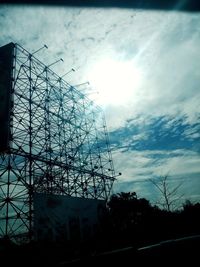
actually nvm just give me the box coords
[33,193,105,242]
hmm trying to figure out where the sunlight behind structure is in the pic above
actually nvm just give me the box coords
[89,58,142,106]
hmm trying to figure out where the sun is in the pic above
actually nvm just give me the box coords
[88,58,142,106]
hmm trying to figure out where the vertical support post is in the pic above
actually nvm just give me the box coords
[28,53,33,240]
[5,153,11,237]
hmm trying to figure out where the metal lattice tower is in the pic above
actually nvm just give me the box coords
[0,43,116,242]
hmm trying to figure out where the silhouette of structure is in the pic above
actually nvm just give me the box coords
[0,43,116,243]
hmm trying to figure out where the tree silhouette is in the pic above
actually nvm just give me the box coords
[149,174,184,211]
[106,192,154,246]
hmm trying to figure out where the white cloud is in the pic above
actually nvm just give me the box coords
[0,5,199,203]
[1,8,199,126]
[113,148,200,203]
[158,150,200,176]
[112,148,153,182]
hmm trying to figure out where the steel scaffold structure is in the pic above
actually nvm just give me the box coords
[0,43,115,242]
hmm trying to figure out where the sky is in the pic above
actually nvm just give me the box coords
[0,3,200,206]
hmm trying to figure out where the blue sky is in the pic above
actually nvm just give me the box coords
[0,4,200,205]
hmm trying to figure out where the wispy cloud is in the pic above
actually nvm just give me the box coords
[111,114,200,202]
[109,115,200,152]
[113,148,200,202]
[0,5,199,203]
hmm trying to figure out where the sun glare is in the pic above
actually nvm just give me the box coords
[88,58,142,106]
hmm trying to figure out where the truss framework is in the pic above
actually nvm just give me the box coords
[0,43,115,242]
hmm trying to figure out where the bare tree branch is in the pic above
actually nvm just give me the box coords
[149,174,184,211]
